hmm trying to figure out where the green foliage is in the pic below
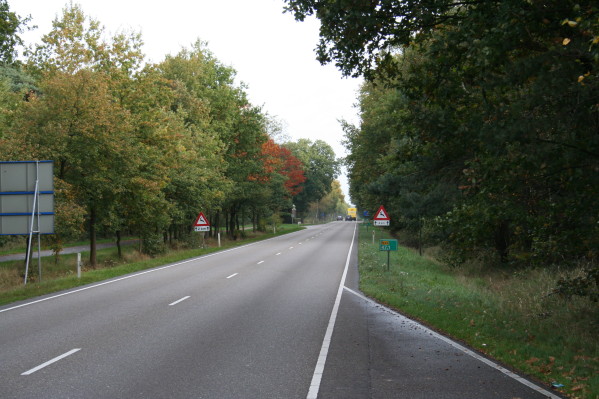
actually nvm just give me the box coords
[285,138,340,214]
[141,232,166,257]
[326,0,599,269]
[554,266,599,302]
[0,0,30,64]
[0,3,326,259]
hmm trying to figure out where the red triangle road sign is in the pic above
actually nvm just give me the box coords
[373,205,390,221]
[193,212,210,227]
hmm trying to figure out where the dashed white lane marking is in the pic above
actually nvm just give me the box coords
[226,273,238,279]
[22,348,81,376]
[0,232,295,314]
[289,247,294,250]
[169,296,190,306]
[257,261,264,265]
[342,287,561,399]
[276,253,281,256]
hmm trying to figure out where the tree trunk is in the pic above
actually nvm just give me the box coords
[494,220,510,263]
[116,230,122,259]
[89,206,97,268]
[229,207,237,239]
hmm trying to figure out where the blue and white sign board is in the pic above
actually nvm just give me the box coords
[0,161,54,235]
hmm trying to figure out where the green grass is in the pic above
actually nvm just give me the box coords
[0,236,136,256]
[0,224,303,307]
[359,224,598,399]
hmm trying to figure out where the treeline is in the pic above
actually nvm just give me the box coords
[286,1,598,275]
[0,2,346,265]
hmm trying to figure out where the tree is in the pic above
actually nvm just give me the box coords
[309,180,349,220]
[285,139,339,215]
[329,1,599,266]
[253,139,306,197]
[14,4,169,264]
[0,0,31,64]
[27,3,144,77]
[283,0,469,79]
[10,69,135,266]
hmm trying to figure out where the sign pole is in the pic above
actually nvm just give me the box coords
[379,239,398,271]
[24,167,40,285]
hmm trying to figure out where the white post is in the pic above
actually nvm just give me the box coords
[372,231,375,245]
[217,233,221,248]
[77,253,81,278]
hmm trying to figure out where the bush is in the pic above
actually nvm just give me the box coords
[553,264,599,302]
[141,233,166,257]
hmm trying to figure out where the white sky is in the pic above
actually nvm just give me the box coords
[12,0,361,204]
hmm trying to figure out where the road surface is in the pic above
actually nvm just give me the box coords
[0,222,559,398]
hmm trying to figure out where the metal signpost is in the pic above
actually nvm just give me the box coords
[193,212,210,248]
[379,239,398,270]
[0,161,54,284]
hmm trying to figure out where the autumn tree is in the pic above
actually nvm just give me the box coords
[285,139,339,217]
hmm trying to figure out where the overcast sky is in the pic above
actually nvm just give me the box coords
[12,0,362,204]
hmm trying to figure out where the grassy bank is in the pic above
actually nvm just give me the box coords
[359,224,598,399]
[0,224,303,307]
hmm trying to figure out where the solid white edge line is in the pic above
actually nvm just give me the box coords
[21,348,81,376]
[343,287,561,399]
[306,223,356,399]
[0,229,310,314]
[226,273,238,279]
[168,296,190,306]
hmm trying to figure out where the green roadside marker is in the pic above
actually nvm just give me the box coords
[379,239,398,271]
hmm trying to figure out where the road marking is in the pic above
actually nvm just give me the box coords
[0,232,299,314]
[22,348,81,376]
[276,253,281,256]
[257,261,264,265]
[289,246,294,250]
[299,242,303,245]
[169,296,190,306]
[306,223,356,399]
[342,287,561,399]
[226,273,238,279]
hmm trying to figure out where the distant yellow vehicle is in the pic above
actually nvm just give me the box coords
[346,208,357,221]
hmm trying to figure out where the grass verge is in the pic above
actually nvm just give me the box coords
[359,224,598,399]
[0,224,303,307]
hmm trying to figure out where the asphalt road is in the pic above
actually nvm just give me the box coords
[0,222,560,398]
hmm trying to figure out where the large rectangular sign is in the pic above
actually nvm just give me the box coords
[0,161,54,235]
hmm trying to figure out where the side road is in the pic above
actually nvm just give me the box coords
[0,240,139,262]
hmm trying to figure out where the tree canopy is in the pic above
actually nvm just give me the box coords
[0,2,341,261]
[292,0,599,273]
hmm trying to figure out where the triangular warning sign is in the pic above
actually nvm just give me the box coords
[193,212,210,227]
[373,205,390,220]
